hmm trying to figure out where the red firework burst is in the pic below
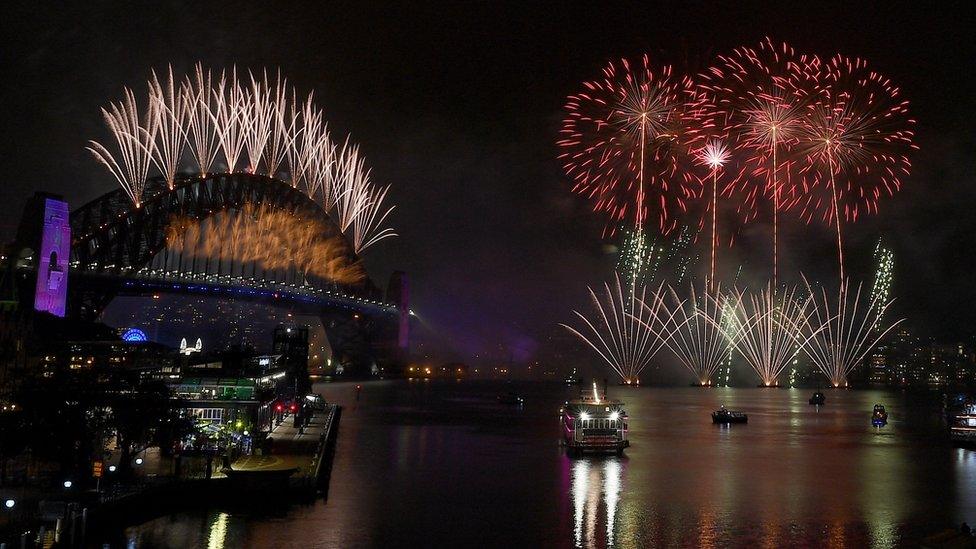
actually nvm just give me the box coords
[790,54,917,226]
[557,55,701,237]
[786,53,916,284]
[697,38,821,283]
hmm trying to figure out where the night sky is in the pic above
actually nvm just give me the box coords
[3,2,975,363]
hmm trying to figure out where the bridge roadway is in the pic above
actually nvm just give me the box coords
[116,267,398,315]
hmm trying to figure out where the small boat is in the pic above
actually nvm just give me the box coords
[497,390,524,405]
[872,404,888,427]
[712,406,748,424]
[809,392,826,406]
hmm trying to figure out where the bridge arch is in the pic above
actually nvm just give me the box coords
[70,172,358,281]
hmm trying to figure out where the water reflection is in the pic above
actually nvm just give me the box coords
[570,457,625,548]
[955,448,976,522]
[207,512,229,549]
[116,384,960,547]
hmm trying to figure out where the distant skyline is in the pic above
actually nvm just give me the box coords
[3,2,975,363]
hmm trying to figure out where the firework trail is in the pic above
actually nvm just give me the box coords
[870,237,894,331]
[332,139,367,226]
[87,88,158,208]
[654,283,731,386]
[562,272,671,384]
[699,38,818,287]
[351,183,397,253]
[262,74,293,179]
[791,54,916,285]
[291,95,332,197]
[242,70,276,173]
[559,55,700,238]
[89,64,397,253]
[212,68,249,173]
[716,284,817,387]
[616,229,650,287]
[148,66,189,189]
[799,278,902,387]
[695,140,731,290]
[332,140,398,253]
[185,64,220,176]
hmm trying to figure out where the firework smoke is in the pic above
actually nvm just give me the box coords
[165,203,365,285]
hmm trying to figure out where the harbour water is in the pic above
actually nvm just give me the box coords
[106,380,973,548]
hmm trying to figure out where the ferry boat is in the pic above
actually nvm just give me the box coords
[712,406,748,424]
[560,382,629,456]
[949,401,976,445]
[809,392,826,406]
[872,404,889,428]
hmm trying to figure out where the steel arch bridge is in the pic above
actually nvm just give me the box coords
[65,172,406,371]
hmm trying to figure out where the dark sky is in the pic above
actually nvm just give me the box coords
[3,2,975,362]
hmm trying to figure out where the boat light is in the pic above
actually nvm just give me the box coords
[609,411,620,421]
[580,412,591,421]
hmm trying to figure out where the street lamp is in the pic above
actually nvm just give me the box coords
[63,480,73,489]
[108,465,117,473]
[4,499,14,509]
[135,458,144,466]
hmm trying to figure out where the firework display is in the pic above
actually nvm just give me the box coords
[697,39,818,286]
[870,238,895,330]
[560,40,916,387]
[163,203,365,285]
[88,63,396,254]
[716,284,816,387]
[656,283,731,386]
[799,279,902,387]
[561,273,670,384]
[790,55,916,284]
[558,56,701,238]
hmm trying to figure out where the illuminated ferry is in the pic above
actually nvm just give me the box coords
[560,382,629,456]
[950,402,976,444]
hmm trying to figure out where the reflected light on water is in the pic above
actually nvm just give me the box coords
[573,459,589,546]
[955,448,976,522]
[571,458,624,548]
[207,512,229,549]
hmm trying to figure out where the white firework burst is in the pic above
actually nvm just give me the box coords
[262,74,293,179]
[87,88,158,207]
[562,273,669,384]
[211,68,248,173]
[148,66,189,189]
[657,283,730,386]
[800,278,902,387]
[185,63,220,176]
[717,285,818,387]
[90,63,397,252]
